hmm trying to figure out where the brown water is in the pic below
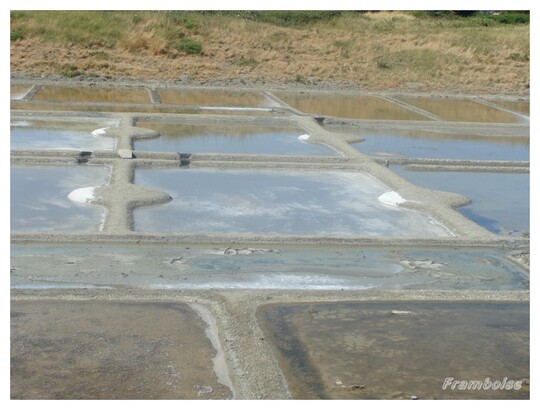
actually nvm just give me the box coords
[159,89,275,107]
[10,100,274,115]
[258,301,529,399]
[134,122,335,155]
[11,84,32,100]
[275,93,428,120]
[33,86,151,104]
[11,300,232,399]
[491,100,530,115]
[398,97,521,123]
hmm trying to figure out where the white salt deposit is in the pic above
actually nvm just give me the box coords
[378,191,406,207]
[68,186,98,206]
[11,121,32,127]
[91,127,110,136]
[298,134,310,143]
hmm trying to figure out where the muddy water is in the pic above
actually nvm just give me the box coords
[491,100,529,115]
[159,89,277,107]
[275,93,428,120]
[10,244,529,291]
[397,97,522,123]
[258,301,529,399]
[33,85,151,104]
[392,166,530,236]
[10,119,117,150]
[345,129,529,161]
[10,100,275,115]
[134,168,451,237]
[11,165,110,232]
[134,122,336,155]
[11,84,32,100]
[11,300,233,399]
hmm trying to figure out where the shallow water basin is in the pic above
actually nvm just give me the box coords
[159,89,276,107]
[134,168,451,237]
[11,84,32,100]
[10,100,275,115]
[275,93,428,120]
[258,301,529,399]
[11,118,118,150]
[11,300,232,399]
[134,122,335,155]
[10,244,528,291]
[491,100,530,116]
[391,166,529,236]
[11,165,110,232]
[397,97,522,123]
[340,128,529,161]
[33,85,151,104]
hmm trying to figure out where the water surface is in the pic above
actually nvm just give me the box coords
[275,93,428,120]
[134,122,335,155]
[343,129,529,161]
[392,166,529,236]
[11,165,110,232]
[11,119,117,150]
[134,168,451,237]
[398,97,522,123]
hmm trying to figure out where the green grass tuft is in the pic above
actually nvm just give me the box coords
[175,38,203,54]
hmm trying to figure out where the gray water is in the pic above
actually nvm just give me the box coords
[392,166,529,236]
[11,119,117,150]
[347,129,529,161]
[11,165,110,232]
[134,122,336,155]
[134,168,451,237]
[10,244,529,291]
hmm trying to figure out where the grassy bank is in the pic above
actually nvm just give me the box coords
[10,11,530,93]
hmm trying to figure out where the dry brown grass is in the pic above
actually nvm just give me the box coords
[10,11,529,93]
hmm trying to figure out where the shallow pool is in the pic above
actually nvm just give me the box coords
[392,166,529,236]
[344,129,529,161]
[11,119,117,150]
[397,97,523,123]
[11,165,110,232]
[134,122,335,155]
[134,168,451,237]
[275,92,429,120]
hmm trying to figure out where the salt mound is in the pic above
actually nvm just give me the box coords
[378,191,406,207]
[297,134,310,143]
[68,187,98,206]
[91,127,110,136]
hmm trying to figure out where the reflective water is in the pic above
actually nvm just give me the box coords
[11,300,232,399]
[134,122,335,155]
[11,84,32,100]
[134,168,451,237]
[159,89,277,107]
[32,86,151,104]
[491,100,530,115]
[11,119,117,150]
[391,166,530,236]
[10,244,529,291]
[338,128,529,161]
[275,93,428,120]
[10,100,274,115]
[10,165,110,232]
[258,301,529,399]
[398,97,522,123]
